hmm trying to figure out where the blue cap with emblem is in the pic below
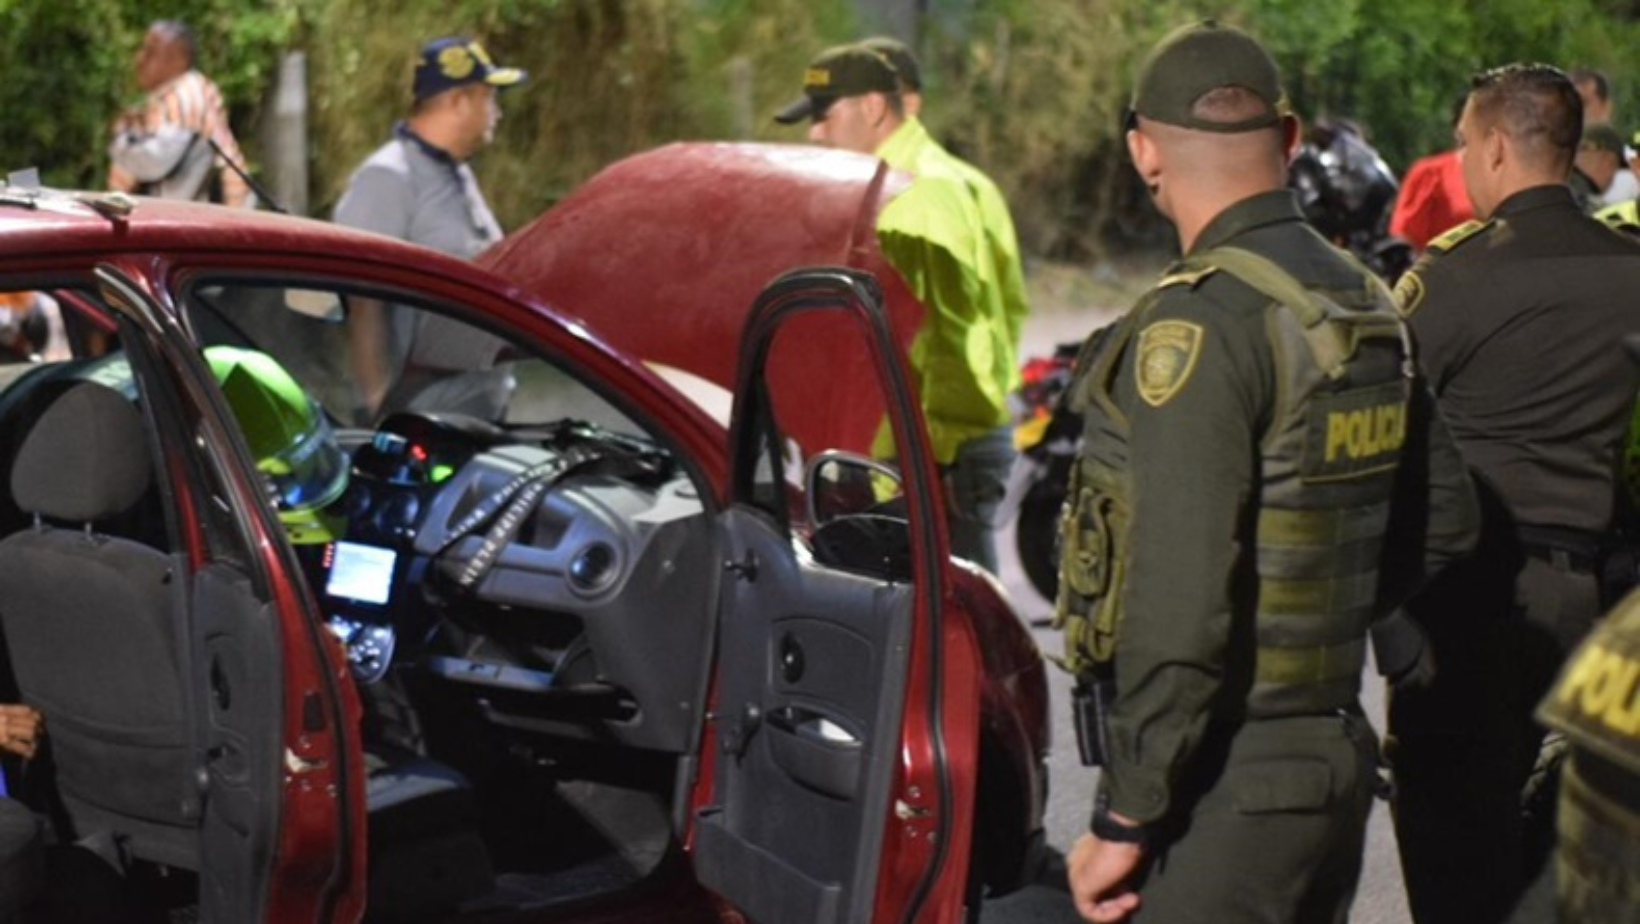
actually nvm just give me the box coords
[413,36,527,103]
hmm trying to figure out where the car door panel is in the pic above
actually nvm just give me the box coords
[194,562,283,922]
[696,268,952,924]
[694,507,911,924]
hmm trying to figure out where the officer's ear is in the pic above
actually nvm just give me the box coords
[1482,124,1508,173]
[1127,126,1161,188]
[1280,114,1303,164]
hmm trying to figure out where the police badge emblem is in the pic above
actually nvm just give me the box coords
[1136,320,1203,407]
[1393,270,1425,318]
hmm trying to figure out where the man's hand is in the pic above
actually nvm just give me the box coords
[0,704,42,759]
[1066,831,1144,922]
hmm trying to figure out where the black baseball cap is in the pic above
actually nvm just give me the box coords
[773,44,900,124]
[1128,21,1290,133]
[862,36,921,92]
[413,37,526,103]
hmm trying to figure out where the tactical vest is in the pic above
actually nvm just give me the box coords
[1537,591,1640,923]
[1054,246,1413,718]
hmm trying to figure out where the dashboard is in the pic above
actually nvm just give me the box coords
[316,411,718,754]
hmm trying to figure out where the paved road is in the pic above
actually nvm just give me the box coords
[978,296,1412,923]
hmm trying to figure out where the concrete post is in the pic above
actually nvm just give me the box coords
[260,51,309,216]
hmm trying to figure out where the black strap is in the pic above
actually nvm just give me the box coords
[1517,524,1605,558]
[456,473,556,590]
[437,445,602,591]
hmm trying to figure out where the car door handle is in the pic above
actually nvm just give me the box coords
[766,706,860,746]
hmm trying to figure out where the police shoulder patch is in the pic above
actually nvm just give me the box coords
[1135,320,1204,407]
[1392,269,1426,318]
[1425,219,1490,257]
[1155,266,1217,290]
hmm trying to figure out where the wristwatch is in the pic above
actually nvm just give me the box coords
[1091,792,1150,847]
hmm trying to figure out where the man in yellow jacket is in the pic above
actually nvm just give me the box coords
[775,42,1030,574]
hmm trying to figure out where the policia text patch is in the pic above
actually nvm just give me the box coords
[1301,381,1408,482]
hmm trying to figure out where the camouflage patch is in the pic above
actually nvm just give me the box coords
[1135,320,1204,407]
[1393,270,1426,318]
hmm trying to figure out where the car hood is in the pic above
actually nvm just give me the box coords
[482,142,923,453]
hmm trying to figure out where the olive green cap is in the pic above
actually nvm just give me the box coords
[774,43,900,124]
[862,36,921,92]
[1129,20,1291,133]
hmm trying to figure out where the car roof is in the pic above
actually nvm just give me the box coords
[0,190,480,272]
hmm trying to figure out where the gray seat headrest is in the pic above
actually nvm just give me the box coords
[12,383,153,523]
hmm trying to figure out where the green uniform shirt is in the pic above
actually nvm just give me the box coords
[1097,191,1478,822]
[873,118,1030,463]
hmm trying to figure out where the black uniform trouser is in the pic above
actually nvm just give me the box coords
[1388,544,1601,924]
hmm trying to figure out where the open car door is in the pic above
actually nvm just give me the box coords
[93,264,363,923]
[692,269,958,924]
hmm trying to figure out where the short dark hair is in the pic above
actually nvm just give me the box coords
[1569,67,1610,103]
[1467,63,1582,172]
[150,19,196,67]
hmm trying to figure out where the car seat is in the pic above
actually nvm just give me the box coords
[0,382,198,870]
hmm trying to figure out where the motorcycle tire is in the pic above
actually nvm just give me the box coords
[1015,470,1066,602]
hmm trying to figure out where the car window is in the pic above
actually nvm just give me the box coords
[0,285,122,367]
[743,309,900,545]
[181,279,642,437]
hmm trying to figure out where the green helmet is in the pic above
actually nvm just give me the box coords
[206,346,348,544]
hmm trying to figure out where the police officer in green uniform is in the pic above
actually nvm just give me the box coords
[1059,21,1480,923]
[1386,63,1640,924]
[1537,588,1640,923]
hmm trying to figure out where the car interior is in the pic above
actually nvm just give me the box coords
[0,275,919,924]
[194,279,731,920]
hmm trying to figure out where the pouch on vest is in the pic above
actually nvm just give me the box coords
[1053,473,1129,676]
[1051,304,1147,681]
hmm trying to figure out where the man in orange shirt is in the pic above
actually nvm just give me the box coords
[108,20,251,206]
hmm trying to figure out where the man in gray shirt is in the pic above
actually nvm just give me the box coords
[334,36,525,421]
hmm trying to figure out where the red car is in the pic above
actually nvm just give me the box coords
[0,142,1047,923]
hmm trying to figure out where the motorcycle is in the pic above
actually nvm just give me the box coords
[1002,341,1082,603]
[1289,118,1415,284]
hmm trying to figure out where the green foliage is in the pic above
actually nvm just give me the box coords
[304,0,859,222]
[8,0,1640,260]
[0,0,297,188]
[1241,0,1640,169]
[937,0,1640,258]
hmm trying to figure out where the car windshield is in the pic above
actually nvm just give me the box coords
[183,279,645,438]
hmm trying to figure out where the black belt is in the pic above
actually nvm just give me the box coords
[1522,544,1600,574]
[1518,524,1604,574]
